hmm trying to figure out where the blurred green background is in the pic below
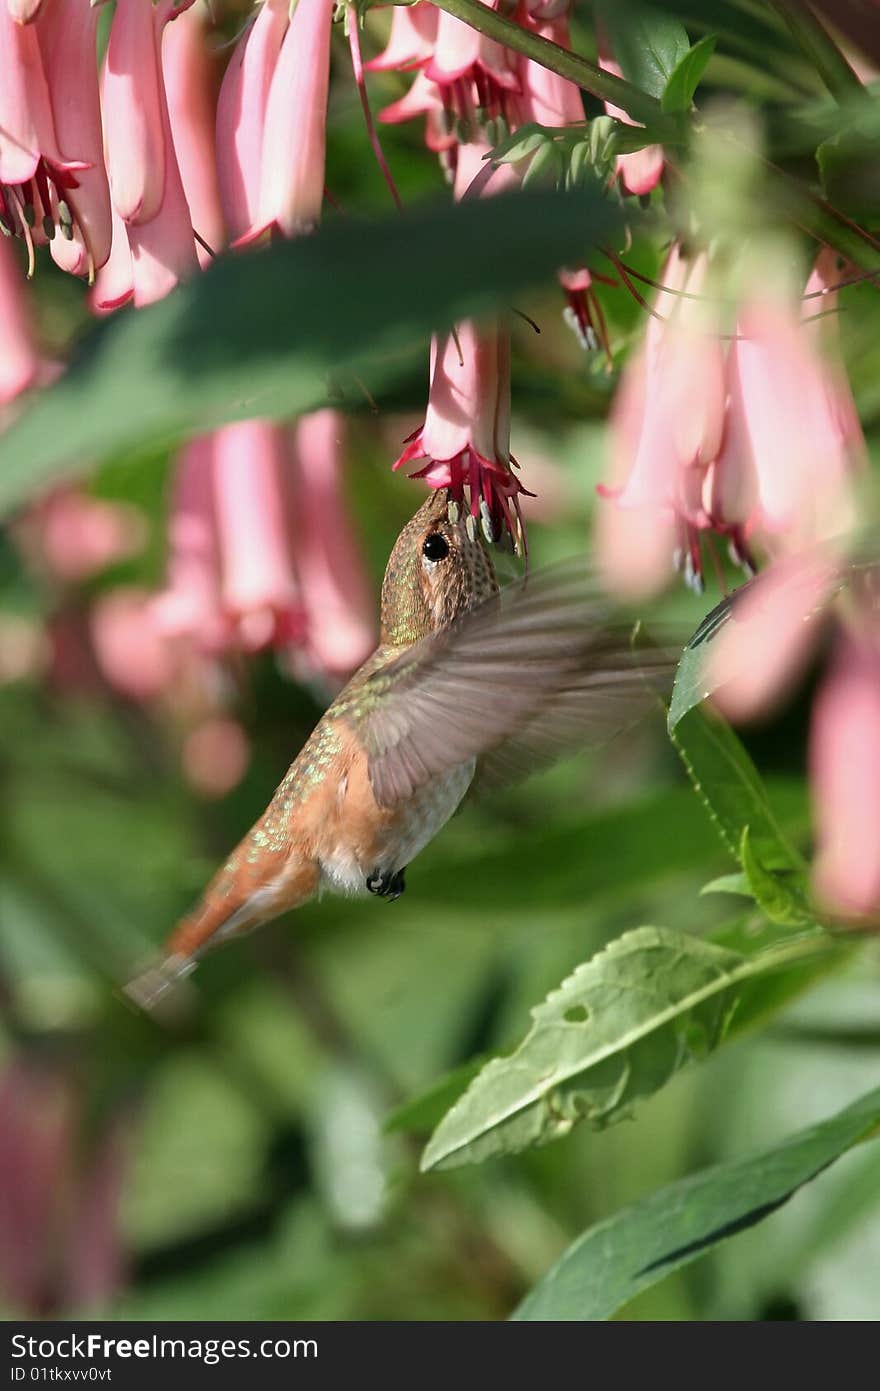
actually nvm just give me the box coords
[1,0,880,1322]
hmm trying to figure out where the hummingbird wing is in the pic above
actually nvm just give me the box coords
[469,663,667,798]
[343,562,675,809]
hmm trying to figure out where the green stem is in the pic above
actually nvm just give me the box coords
[801,195,880,271]
[770,156,880,269]
[766,0,861,101]
[396,0,672,132]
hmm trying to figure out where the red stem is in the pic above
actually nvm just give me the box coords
[348,12,403,213]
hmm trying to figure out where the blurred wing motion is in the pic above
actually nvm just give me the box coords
[342,562,676,808]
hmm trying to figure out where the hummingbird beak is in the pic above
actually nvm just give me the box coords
[410,487,454,527]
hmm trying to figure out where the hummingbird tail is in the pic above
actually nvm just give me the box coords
[122,952,197,1014]
[122,852,321,1011]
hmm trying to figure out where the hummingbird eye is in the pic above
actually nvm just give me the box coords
[422,532,450,562]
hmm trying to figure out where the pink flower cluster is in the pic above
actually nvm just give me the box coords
[597,245,864,598]
[369,3,663,193]
[12,410,375,799]
[0,2,660,551]
[0,0,109,278]
[154,412,375,679]
[2,204,374,797]
[0,0,336,304]
[1,1,376,799]
[602,242,875,923]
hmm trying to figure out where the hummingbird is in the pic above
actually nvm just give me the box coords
[126,488,670,1007]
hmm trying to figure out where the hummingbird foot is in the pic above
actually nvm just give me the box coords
[365,867,406,901]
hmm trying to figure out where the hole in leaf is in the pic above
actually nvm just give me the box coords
[563,1005,589,1024]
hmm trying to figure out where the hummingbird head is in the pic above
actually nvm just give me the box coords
[380,490,498,645]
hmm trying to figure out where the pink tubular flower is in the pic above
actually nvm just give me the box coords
[452,133,520,200]
[599,55,664,196]
[597,243,728,597]
[0,4,90,265]
[375,0,520,171]
[92,0,201,307]
[248,0,336,240]
[723,266,862,548]
[215,0,289,243]
[97,0,199,307]
[596,346,672,600]
[379,70,457,157]
[35,0,112,276]
[522,17,584,127]
[288,411,376,678]
[124,79,199,308]
[89,198,134,314]
[366,3,438,73]
[428,4,518,104]
[810,631,880,920]
[0,7,51,187]
[155,415,374,683]
[162,1,226,266]
[394,319,528,547]
[211,420,305,651]
[0,234,42,404]
[558,264,613,358]
[803,248,864,459]
[707,550,840,723]
[102,0,172,225]
[598,244,861,599]
[386,100,528,544]
[153,435,229,654]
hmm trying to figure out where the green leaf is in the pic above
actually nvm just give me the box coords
[817,125,880,222]
[661,34,718,111]
[512,1082,880,1320]
[520,140,564,190]
[740,826,814,927]
[700,871,751,898]
[669,706,805,875]
[706,914,850,1039]
[489,123,551,164]
[607,124,671,155]
[384,1056,486,1136]
[667,594,731,732]
[0,190,620,516]
[596,0,690,100]
[420,925,830,1172]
